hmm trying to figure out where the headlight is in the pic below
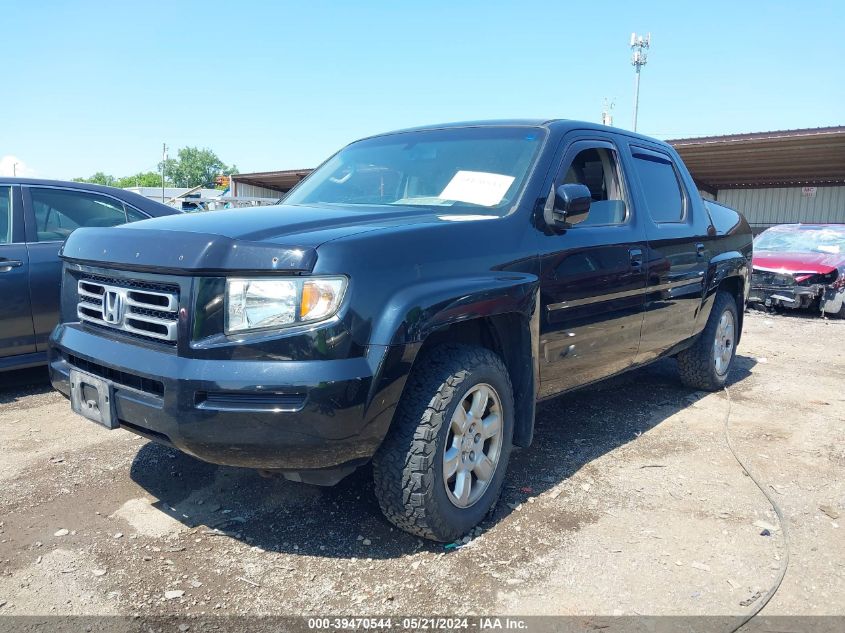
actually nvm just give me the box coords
[225,277,346,334]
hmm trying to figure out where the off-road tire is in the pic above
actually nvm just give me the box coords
[677,290,739,391]
[372,344,514,542]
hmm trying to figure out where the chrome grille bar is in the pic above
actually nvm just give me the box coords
[77,278,179,342]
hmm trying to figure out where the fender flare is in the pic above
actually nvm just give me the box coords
[706,250,751,300]
[700,250,751,342]
[369,272,540,347]
[367,272,540,448]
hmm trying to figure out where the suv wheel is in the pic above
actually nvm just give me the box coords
[372,344,514,542]
[677,290,738,391]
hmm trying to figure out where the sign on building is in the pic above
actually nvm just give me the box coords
[801,186,818,198]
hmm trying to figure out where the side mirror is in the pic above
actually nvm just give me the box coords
[544,183,592,229]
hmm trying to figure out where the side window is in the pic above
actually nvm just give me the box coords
[30,189,128,241]
[558,147,628,226]
[631,151,685,223]
[0,186,11,244]
[125,205,149,223]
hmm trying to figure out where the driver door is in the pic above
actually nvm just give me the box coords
[537,137,648,397]
[0,185,36,361]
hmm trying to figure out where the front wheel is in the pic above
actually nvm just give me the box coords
[372,344,514,542]
[677,291,739,391]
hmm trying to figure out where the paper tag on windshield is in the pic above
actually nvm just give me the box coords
[439,171,515,207]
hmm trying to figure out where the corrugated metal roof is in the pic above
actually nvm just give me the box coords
[668,126,845,189]
[231,169,312,194]
[667,126,845,145]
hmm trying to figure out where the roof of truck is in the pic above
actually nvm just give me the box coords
[367,118,672,146]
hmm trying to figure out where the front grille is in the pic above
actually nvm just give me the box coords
[64,352,164,397]
[77,274,179,344]
[752,269,795,287]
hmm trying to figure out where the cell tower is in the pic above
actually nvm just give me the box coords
[630,32,651,132]
[601,98,616,127]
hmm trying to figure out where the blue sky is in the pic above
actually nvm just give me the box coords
[2,0,843,179]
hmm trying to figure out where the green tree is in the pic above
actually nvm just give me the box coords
[114,171,163,188]
[72,172,116,186]
[160,147,237,188]
[74,147,237,190]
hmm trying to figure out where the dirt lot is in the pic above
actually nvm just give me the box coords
[0,311,843,623]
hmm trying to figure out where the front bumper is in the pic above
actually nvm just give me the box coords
[749,283,844,314]
[49,324,404,480]
[748,284,820,309]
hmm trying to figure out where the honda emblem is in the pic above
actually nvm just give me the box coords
[102,290,125,324]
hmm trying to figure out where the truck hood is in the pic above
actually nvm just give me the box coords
[752,250,843,274]
[60,203,454,273]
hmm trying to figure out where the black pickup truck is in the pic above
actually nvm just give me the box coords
[49,120,752,541]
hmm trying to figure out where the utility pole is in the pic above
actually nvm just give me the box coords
[12,162,18,177]
[630,32,651,132]
[161,143,168,204]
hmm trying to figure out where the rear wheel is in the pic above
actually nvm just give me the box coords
[677,291,738,391]
[372,344,513,542]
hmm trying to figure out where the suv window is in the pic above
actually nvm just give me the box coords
[30,188,130,241]
[631,150,685,223]
[285,127,545,214]
[0,186,11,244]
[125,206,148,223]
[559,147,627,226]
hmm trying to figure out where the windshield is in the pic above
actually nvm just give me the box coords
[285,127,545,214]
[755,226,845,255]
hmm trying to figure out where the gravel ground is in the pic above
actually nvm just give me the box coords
[0,310,843,621]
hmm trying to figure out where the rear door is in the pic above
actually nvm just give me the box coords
[537,135,648,397]
[0,185,36,360]
[23,186,140,350]
[625,145,711,363]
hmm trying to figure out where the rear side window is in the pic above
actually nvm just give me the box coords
[125,206,148,223]
[0,186,11,244]
[631,151,685,223]
[30,188,129,241]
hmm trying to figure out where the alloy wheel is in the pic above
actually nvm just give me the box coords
[714,309,735,376]
[442,383,504,508]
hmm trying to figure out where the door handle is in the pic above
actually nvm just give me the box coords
[696,243,706,257]
[0,259,23,272]
[629,248,643,269]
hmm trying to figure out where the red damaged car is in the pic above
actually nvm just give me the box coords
[750,224,845,317]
